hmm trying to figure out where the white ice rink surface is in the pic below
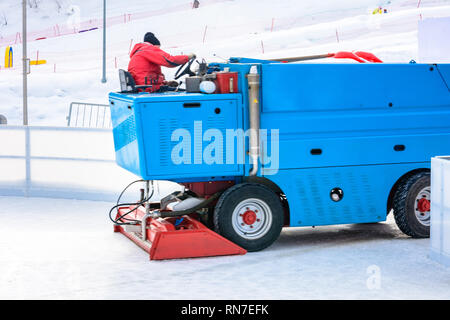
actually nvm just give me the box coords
[0,196,449,300]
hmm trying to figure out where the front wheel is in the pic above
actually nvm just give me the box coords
[214,183,284,252]
[393,172,430,238]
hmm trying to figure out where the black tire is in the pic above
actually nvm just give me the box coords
[392,171,430,238]
[214,183,284,252]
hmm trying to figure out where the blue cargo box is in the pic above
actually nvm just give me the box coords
[109,92,244,181]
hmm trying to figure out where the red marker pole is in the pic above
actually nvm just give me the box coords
[418,0,422,20]
[202,25,208,43]
[129,39,134,55]
[16,32,22,44]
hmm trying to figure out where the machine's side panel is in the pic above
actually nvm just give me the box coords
[269,163,429,227]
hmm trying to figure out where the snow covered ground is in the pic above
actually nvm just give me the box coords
[1,0,450,125]
[1,0,450,301]
[0,196,448,300]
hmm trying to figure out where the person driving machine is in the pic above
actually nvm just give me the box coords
[128,32,195,92]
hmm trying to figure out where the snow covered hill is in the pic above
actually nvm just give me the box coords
[1,0,450,125]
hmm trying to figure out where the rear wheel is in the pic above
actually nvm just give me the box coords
[214,183,284,252]
[393,172,430,238]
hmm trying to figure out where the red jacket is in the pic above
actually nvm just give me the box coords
[128,43,189,92]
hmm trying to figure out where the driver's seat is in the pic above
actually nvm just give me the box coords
[119,69,153,93]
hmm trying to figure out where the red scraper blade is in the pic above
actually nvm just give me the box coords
[114,207,247,260]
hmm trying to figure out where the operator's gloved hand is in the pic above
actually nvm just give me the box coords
[166,80,179,87]
[187,53,196,59]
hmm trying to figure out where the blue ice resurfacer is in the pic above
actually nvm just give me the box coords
[109,54,450,260]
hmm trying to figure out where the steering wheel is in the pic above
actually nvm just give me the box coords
[174,56,196,80]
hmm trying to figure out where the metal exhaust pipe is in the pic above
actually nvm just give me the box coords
[247,70,260,176]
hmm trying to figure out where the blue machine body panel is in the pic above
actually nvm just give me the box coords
[268,162,429,226]
[110,61,450,228]
[109,92,245,181]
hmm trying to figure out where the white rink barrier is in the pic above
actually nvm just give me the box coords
[0,126,180,202]
[418,17,450,63]
[430,156,450,267]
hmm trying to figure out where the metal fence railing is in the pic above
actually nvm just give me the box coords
[67,102,111,128]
